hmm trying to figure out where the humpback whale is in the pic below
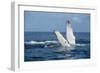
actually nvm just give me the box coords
[54,20,75,47]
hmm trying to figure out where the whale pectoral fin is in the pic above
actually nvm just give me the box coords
[54,31,70,47]
[66,20,76,45]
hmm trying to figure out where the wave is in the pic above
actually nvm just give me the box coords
[25,40,58,45]
[24,40,60,48]
[24,40,89,49]
[75,43,88,46]
[25,41,45,45]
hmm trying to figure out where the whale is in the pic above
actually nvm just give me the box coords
[54,20,75,47]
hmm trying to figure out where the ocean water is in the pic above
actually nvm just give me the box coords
[24,32,90,62]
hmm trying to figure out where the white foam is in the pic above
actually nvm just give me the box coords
[45,41,58,44]
[25,41,45,45]
[25,40,58,45]
[75,43,87,46]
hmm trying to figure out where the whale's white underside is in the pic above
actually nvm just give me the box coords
[54,21,76,48]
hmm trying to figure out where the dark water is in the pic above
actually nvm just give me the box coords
[24,32,90,62]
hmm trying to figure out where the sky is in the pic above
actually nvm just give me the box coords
[24,11,90,32]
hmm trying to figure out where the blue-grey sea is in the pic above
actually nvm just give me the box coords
[24,32,90,62]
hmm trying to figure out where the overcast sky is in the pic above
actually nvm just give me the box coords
[24,11,90,32]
